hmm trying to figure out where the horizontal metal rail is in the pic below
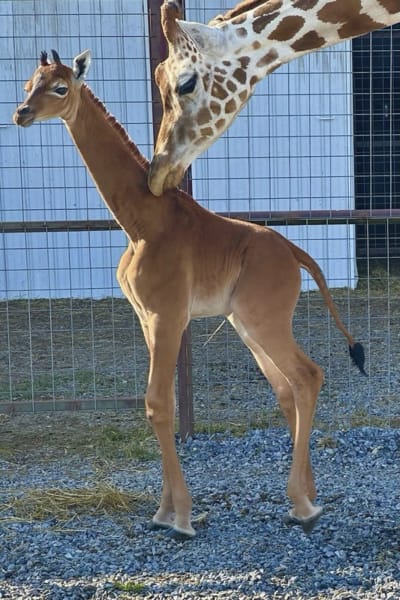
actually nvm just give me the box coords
[1,209,400,234]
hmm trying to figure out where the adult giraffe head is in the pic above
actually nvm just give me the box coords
[148,0,400,196]
[148,1,268,196]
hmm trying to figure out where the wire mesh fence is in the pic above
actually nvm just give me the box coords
[0,1,399,432]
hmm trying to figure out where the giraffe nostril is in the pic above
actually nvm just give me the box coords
[18,105,31,116]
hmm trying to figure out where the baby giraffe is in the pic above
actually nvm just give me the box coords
[14,50,365,539]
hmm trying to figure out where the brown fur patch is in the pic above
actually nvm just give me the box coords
[291,30,325,52]
[256,49,279,68]
[215,0,281,22]
[225,98,237,113]
[254,0,283,17]
[188,129,197,141]
[197,107,212,126]
[202,74,211,92]
[293,0,319,8]
[211,81,229,100]
[200,126,213,137]
[250,75,259,87]
[378,0,400,13]
[191,55,197,63]
[239,90,248,102]
[253,11,280,34]
[223,60,232,67]
[269,15,305,41]
[227,80,238,93]
[233,68,247,84]
[252,40,262,49]
[239,56,250,69]
[317,0,385,36]
[317,0,362,24]
[214,74,225,84]
[215,118,226,129]
[236,27,248,37]
[210,101,221,115]
[339,16,384,39]
[232,14,247,25]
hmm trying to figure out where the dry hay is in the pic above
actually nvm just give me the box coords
[2,482,155,523]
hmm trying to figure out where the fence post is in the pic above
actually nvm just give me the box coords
[147,0,194,441]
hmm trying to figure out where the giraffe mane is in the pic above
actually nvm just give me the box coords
[83,85,149,172]
[209,0,268,23]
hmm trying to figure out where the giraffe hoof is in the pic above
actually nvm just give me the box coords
[165,527,196,541]
[283,506,323,534]
[149,519,173,531]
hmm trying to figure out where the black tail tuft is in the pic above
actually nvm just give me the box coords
[349,342,367,376]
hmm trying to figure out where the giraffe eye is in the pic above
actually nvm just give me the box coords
[176,73,197,96]
[53,85,68,96]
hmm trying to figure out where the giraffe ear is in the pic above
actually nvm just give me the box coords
[72,50,92,80]
[177,20,226,55]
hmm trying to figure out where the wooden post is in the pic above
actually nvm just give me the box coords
[147,0,194,441]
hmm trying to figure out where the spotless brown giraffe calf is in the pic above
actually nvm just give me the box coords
[14,50,365,538]
[148,0,400,195]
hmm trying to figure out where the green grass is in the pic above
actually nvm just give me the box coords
[112,581,146,593]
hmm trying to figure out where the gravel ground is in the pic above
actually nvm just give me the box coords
[0,415,399,599]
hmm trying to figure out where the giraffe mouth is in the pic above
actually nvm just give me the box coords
[148,155,185,197]
[13,106,35,127]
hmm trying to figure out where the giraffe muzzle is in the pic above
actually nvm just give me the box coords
[148,154,185,196]
[13,104,35,127]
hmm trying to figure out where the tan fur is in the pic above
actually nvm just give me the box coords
[14,52,363,537]
[148,0,400,196]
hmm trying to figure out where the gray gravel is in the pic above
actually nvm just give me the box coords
[0,425,399,599]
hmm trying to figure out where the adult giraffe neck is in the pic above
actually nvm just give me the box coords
[221,0,400,81]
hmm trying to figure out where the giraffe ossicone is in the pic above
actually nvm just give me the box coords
[148,0,400,196]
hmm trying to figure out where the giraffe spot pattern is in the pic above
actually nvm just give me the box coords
[253,11,280,34]
[252,40,262,49]
[268,15,305,41]
[256,49,279,68]
[318,0,383,38]
[210,101,221,115]
[227,79,237,93]
[197,107,212,126]
[239,90,248,102]
[291,30,325,51]
[232,14,247,25]
[379,0,400,14]
[211,81,229,100]
[293,0,319,9]
[225,98,237,113]
[233,67,247,84]
[200,126,213,137]
[236,27,248,37]
[239,56,250,69]
[215,118,226,129]
[202,74,211,92]
[254,0,283,18]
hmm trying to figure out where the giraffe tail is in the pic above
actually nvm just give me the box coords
[289,240,367,376]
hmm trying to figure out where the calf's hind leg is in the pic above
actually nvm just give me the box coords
[229,314,324,532]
